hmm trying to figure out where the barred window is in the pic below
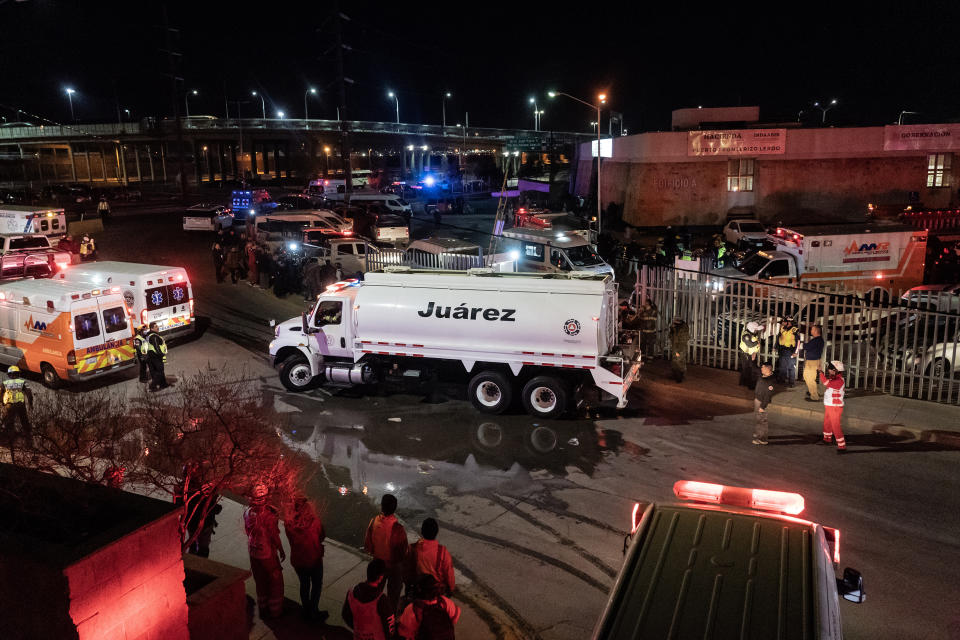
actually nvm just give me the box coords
[727,158,755,192]
[927,153,951,188]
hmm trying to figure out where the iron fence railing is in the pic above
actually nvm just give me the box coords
[629,264,960,405]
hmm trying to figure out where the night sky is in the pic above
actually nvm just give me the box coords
[1,1,958,133]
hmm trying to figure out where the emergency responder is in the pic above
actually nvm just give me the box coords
[776,317,799,387]
[753,362,774,445]
[364,494,409,613]
[342,559,395,640]
[97,195,111,223]
[404,518,455,598]
[818,361,847,453]
[132,325,149,383]
[244,483,285,618]
[2,365,33,442]
[284,496,328,621]
[639,298,658,358]
[738,321,763,387]
[668,317,690,383]
[79,235,96,261]
[140,322,169,391]
[397,575,460,640]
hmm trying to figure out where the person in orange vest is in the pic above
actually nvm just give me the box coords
[404,518,455,597]
[364,494,409,613]
[342,559,395,640]
[818,361,847,453]
[284,496,328,622]
[397,575,460,640]
[243,483,285,618]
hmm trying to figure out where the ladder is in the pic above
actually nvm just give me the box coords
[486,163,512,261]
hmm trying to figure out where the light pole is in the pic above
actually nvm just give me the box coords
[276,110,285,119]
[442,92,451,129]
[65,88,76,122]
[898,110,919,126]
[323,145,331,176]
[529,97,539,131]
[251,91,265,119]
[387,91,399,125]
[813,99,837,124]
[549,90,607,234]
[537,109,544,131]
[185,89,197,118]
[304,88,317,120]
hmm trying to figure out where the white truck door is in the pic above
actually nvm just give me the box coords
[310,298,351,357]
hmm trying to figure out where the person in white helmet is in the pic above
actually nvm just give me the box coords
[818,361,847,453]
[738,321,763,387]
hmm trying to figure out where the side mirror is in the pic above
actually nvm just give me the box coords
[268,319,276,327]
[301,312,314,334]
[837,567,865,603]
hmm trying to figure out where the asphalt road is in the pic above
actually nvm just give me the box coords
[86,206,960,640]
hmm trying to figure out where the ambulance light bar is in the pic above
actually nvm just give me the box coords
[673,480,805,515]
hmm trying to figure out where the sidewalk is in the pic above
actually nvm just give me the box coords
[639,359,960,447]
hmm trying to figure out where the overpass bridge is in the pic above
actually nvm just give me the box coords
[0,118,590,189]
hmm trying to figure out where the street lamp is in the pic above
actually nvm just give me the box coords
[529,97,540,131]
[442,92,451,129]
[898,110,919,126]
[813,99,838,124]
[590,121,598,131]
[64,88,76,122]
[387,91,400,125]
[549,90,607,234]
[323,145,331,176]
[251,91,265,119]
[304,88,318,120]
[185,89,198,118]
[276,110,285,119]
[123,108,131,121]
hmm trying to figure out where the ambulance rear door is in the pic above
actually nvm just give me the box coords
[70,297,107,373]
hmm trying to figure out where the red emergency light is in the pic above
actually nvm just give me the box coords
[630,502,641,533]
[673,480,805,515]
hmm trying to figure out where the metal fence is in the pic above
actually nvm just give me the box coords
[631,264,960,405]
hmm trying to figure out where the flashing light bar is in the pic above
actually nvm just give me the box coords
[824,526,841,564]
[630,502,641,533]
[673,480,805,515]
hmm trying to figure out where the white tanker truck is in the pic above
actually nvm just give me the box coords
[268,267,641,418]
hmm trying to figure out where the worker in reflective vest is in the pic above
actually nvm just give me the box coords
[132,325,149,383]
[738,322,763,388]
[818,361,847,453]
[2,365,34,440]
[776,317,800,387]
[140,322,169,391]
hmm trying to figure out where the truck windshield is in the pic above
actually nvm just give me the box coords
[565,245,603,266]
[737,253,769,276]
[9,237,48,250]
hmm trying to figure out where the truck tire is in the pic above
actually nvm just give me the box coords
[468,370,513,414]
[521,376,568,419]
[279,354,313,392]
[41,363,62,389]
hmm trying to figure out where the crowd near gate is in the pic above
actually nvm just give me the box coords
[631,265,960,405]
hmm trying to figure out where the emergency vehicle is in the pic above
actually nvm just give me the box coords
[269,269,641,417]
[593,481,864,640]
[502,228,614,277]
[55,262,194,338]
[0,279,137,387]
[0,206,67,242]
[713,223,928,297]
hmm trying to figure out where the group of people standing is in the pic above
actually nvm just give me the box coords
[242,489,460,639]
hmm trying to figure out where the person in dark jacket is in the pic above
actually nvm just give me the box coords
[211,242,225,283]
[284,497,328,621]
[342,559,394,640]
[753,362,774,445]
[802,324,824,401]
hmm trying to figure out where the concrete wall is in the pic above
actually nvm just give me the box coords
[64,512,189,640]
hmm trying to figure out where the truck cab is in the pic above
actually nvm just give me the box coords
[502,228,614,277]
[594,481,864,640]
[734,249,800,283]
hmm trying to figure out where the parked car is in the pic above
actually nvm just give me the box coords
[882,313,960,378]
[182,204,234,232]
[723,218,768,249]
[901,283,960,313]
[276,194,324,210]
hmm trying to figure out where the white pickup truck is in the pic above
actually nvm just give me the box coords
[0,234,72,273]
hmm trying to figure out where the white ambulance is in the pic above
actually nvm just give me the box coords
[0,279,137,387]
[55,262,195,338]
[0,206,68,242]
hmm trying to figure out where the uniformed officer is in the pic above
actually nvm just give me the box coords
[738,321,763,388]
[132,325,149,383]
[140,322,169,391]
[639,298,659,358]
[2,365,34,441]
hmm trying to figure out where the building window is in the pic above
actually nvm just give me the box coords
[927,153,951,187]
[727,158,754,192]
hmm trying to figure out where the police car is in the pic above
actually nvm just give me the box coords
[593,481,864,639]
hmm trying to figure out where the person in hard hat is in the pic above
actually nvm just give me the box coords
[132,325,149,383]
[140,322,169,391]
[668,317,690,383]
[2,365,33,442]
[818,361,847,453]
[79,235,96,261]
[775,317,799,387]
[244,483,286,618]
[738,321,763,388]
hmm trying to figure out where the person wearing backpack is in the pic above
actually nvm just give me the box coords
[363,494,409,613]
[342,559,395,640]
[404,518,455,597]
[243,483,286,619]
[397,575,460,640]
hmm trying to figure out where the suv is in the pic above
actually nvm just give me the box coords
[593,481,864,640]
[723,218,768,249]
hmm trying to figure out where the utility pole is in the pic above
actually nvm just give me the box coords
[161,5,187,204]
[333,4,352,203]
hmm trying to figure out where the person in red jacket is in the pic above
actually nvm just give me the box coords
[342,559,395,640]
[364,494,409,613]
[818,360,847,453]
[243,483,285,618]
[284,496,328,621]
[405,518,455,597]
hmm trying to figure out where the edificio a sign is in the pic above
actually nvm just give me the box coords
[688,129,786,156]
[883,124,960,151]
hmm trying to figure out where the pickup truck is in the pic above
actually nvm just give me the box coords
[0,234,72,271]
[303,237,383,274]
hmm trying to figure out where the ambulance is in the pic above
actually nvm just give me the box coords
[0,279,136,387]
[0,206,68,242]
[55,262,194,338]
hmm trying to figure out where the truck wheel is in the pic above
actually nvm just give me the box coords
[41,363,62,389]
[521,376,568,419]
[279,354,313,392]
[468,370,513,414]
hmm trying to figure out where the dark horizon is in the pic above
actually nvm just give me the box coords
[1,1,958,133]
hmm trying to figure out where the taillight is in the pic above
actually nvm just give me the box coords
[141,309,148,324]
[67,350,76,365]
[630,502,641,533]
[189,299,194,316]
[824,526,841,564]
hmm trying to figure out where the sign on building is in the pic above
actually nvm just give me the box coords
[688,129,786,156]
[883,124,960,151]
[591,138,612,158]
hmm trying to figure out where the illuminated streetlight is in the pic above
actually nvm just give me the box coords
[387,91,400,125]
[65,87,76,122]
[529,97,541,131]
[441,92,451,128]
[185,89,198,118]
[276,110,285,119]
[813,99,838,124]
[251,91,265,119]
[304,87,318,120]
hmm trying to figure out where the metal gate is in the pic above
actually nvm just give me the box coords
[632,264,960,405]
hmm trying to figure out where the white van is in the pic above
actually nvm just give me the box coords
[502,228,614,277]
[0,279,136,387]
[55,262,195,338]
[321,192,412,215]
[0,206,67,242]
